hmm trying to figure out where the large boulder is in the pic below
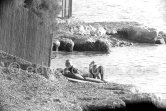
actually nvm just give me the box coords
[59,38,74,52]
[73,38,110,53]
[73,38,96,51]
[52,39,60,51]
[117,26,157,43]
[95,39,110,52]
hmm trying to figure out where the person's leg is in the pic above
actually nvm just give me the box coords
[98,66,104,80]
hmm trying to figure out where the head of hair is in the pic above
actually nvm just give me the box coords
[65,59,72,67]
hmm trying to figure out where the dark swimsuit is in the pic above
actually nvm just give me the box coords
[64,66,85,79]
[68,66,78,74]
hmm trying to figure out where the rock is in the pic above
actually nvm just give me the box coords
[117,26,157,43]
[73,38,96,51]
[52,39,60,51]
[59,38,74,52]
[106,29,117,35]
[78,25,86,35]
[73,38,110,53]
[96,26,106,36]
[155,38,165,44]
[158,31,166,43]
[69,25,79,35]
[84,25,91,35]
[89,25,97,36]
[95,39,110,53]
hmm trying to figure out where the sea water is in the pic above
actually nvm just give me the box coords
[73,0,166,31]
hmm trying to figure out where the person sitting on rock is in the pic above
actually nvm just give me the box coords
[89,61,105,81]
[63,60,85,80]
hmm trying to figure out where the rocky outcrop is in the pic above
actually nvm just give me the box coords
[117,26,157,43]
[69,24,106,36]
[59,38,74,52]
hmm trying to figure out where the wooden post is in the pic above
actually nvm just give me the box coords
[62,0,72,19]
[70,0,72,17]
[68,0,72,18]
[48,34,53,67]
[64,0,66,18]
[62,0,63,18]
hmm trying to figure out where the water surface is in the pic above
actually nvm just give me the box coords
[73,0,166,31]
[51,44,166,95]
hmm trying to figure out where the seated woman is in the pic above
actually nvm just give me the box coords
[89,61,104,81]
[63,60,85,80]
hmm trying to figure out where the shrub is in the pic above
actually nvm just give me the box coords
[24,0,61,32]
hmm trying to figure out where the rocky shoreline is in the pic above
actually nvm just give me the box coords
[0,51,165,111]
[52,18,166,53]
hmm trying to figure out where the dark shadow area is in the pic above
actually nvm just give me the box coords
[125,101,166,111]
[52,45,57,51]
[82,101,166,111]
[0,0,10,15]
[24,0,33,8]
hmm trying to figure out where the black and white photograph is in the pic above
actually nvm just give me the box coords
[0,0,166,110]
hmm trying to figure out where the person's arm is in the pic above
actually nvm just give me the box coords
[89,64,93,74]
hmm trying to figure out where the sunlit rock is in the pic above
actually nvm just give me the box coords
[78,25,86,35]
[52,39,60,51]
[96,25,106,36]
[89,25,97,36]
[84,25,91,35]
[158,31,166,43]
[106,29,117,35]
[155,38,165,44]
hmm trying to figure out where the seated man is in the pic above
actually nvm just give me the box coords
[89,61,104,81]
[63,60,85,80]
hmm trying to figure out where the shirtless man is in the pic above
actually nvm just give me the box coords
[89,61,104,81]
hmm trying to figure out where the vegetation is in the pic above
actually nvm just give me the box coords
[24,0,61,32]
[9,0,61,33]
